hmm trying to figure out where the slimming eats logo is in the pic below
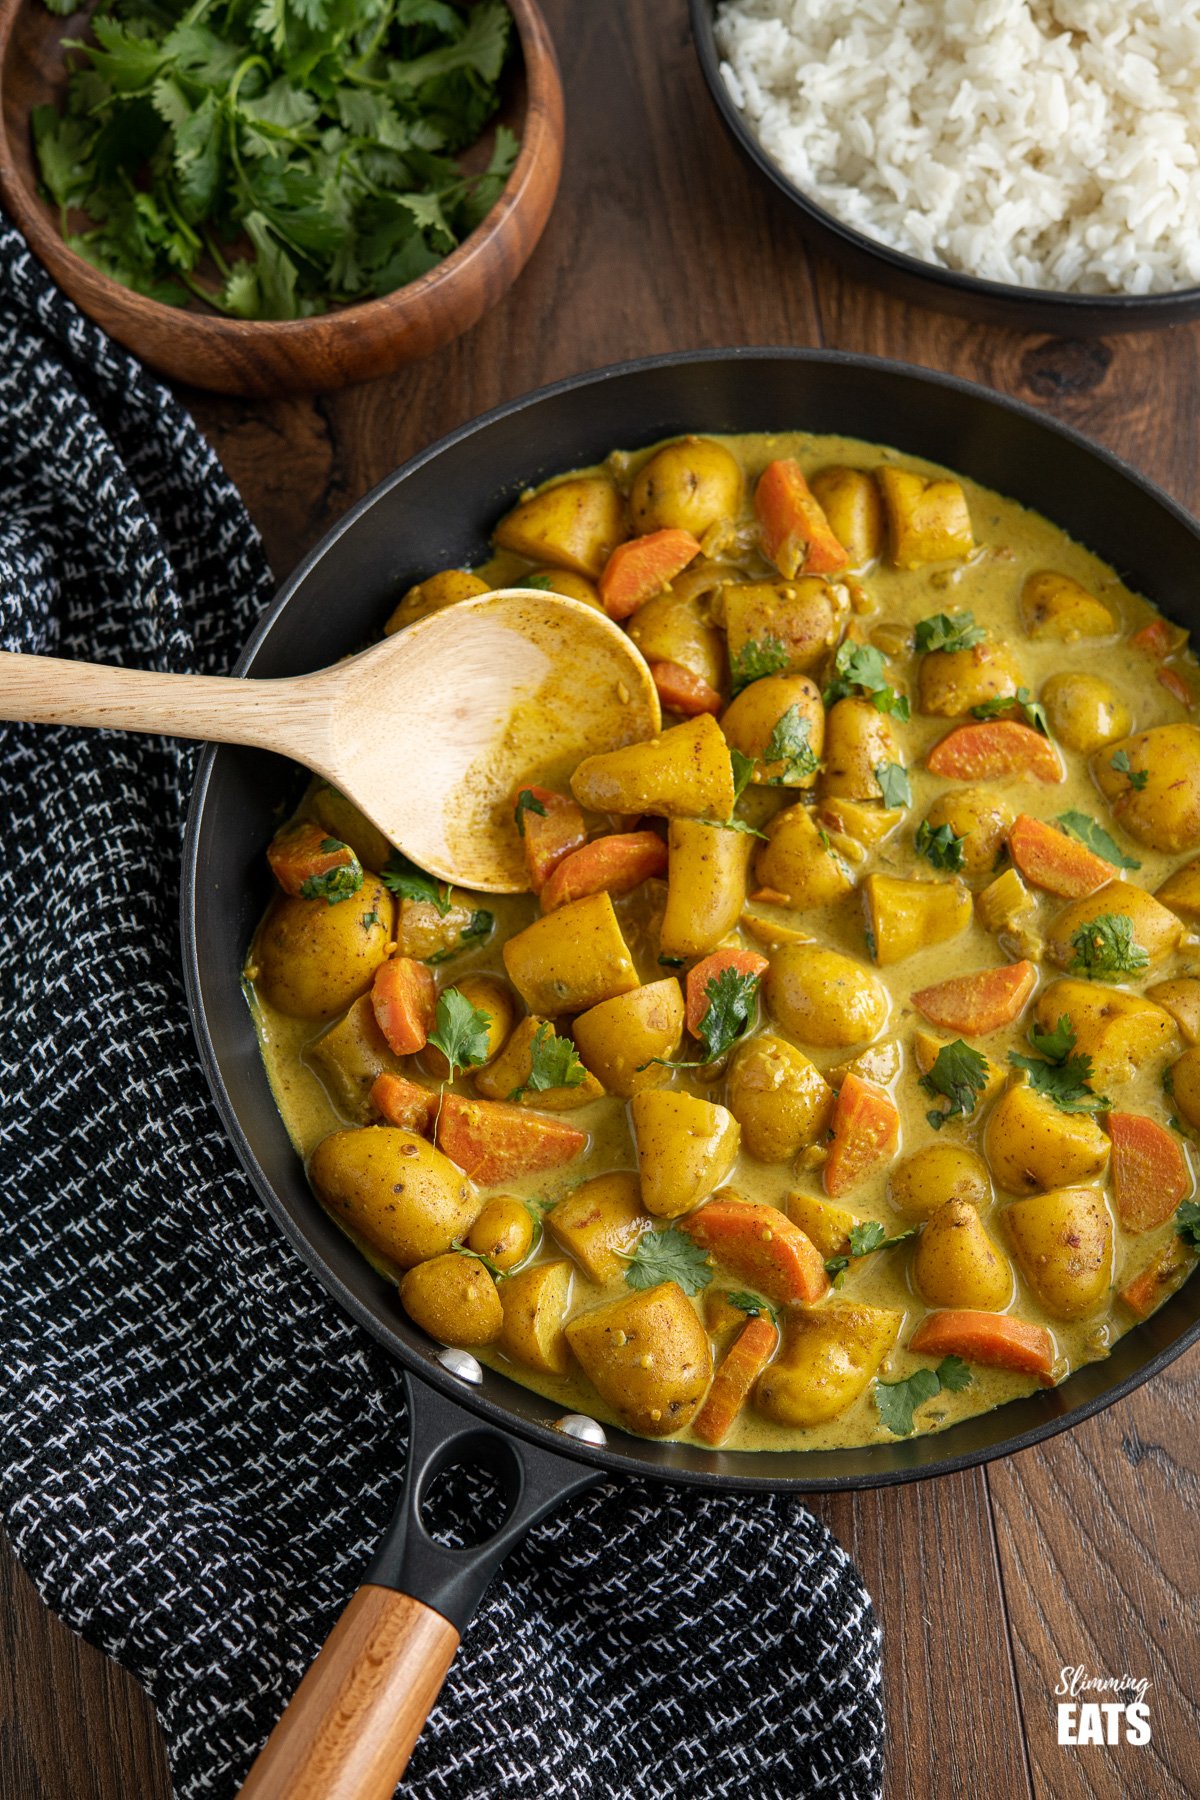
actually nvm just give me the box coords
[1055,1666,1152,1746]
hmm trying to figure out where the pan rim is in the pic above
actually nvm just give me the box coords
[181,345,1200,1492]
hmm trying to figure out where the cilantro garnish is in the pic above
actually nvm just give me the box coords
[640,965,762,1070]
[1008,1015,1110,1114]
[874,761,912,809]
[427,909,494,963]
[508,1021,587,1101]
[428,987,492,1083]
[382,853,453,916]
[763,705,821,781]
[919,1039,990,1129]
[622,1227,712,1295]
[1110,749,1150,792]
[1068,913,1150,981]
[1054,812,1141,871]
[970,686,1050,735]
[825,1221,917,1286]
[914,611,986,655]
[361,909,381,929]
[730,633,789,695]
[729,747,757,806]
[822,640,910,719]
[32,1,520,318]
[726,1289,780,1324]
[1176,1199,1200,1252]
[514,789,547,837]
[874,1356,972,1437]
[914,819,966,872]
[300,857,363,904]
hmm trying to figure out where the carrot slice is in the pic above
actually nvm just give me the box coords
[823,1073,899,1198]
[682,1197,829,1305]
[926,721,1064,784]
[911,960,1038,1036]
[599,528,702,621]
[909,1310,1056,1382]
[1119,1238,1195,1320]
[1007,814,1114,897]
[371,957,437,1055]
[369,1071,438,1135]
[1130,618,1186,659]
[693,1314,780,1446]
[649,660,723,717]
[1108,1111,1192,1232]
[540,830,667,912]
[436,1095,587,1186]
[1157,666,1193,709]
[685,947,769,1038]
[267,821,360,897]
[754,458,848,578]
[518,785,587,894]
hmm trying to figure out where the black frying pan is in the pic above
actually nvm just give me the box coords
[181,350,1200,1796]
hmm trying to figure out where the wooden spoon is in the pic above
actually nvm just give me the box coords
[0,590,661,891]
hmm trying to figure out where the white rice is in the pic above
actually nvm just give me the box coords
[714,0,1200,294]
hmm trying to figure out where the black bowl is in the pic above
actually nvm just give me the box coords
[690,0,1200,335]
[182,348,1200,1494]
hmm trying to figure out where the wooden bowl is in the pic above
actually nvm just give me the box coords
[0,0,563,395]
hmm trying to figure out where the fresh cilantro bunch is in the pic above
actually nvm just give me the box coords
[32,0,520,319]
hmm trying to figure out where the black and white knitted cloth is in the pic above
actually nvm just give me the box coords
[0,207,885,1800]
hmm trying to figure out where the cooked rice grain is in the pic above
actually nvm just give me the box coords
[715,0,1200,294]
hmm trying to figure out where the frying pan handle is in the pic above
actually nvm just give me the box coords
[236,1370,603,1799]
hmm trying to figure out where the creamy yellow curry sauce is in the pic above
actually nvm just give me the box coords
[245,430,1200,1453]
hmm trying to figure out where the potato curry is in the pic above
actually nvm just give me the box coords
[244,431,1200,1452]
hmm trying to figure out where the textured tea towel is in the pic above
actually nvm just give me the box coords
[0,206,885,1800]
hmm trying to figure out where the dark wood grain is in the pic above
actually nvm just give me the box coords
[2,1,1199,1796]
[0,0,564,395]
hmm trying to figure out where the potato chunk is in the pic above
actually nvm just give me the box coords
[306,993,401,1120]
[918,643,1021,718]
[1040,673,1130,754]
[766,945,889,1048]
[878,467,974,568]
[863,873,972,966]
[566,1282,712,1436]
[1147,978,1200,1045]
[755,1303,902,1427]
[819,697,902,801]
[253,881,394,1020]
[1157,856,1200,921]
[630,437,744,537]
[913,1200,1012,1311]
[573,978,685,1097]
[1034,979,1178,1088]
[1043,881,1182,971]
[399,1253,502,1346]
[889,1144,992,1221]
[631,1089,740,1217]
[1005,1187,1113,1319]
[809,466,884,565]
[502,893,637,1016]
[385,569,490,634]
[1020,571,1115,641]
[754,804,855,911]
[1091,724,1200,853]
[660,819,754,958]
[546,1172,651,1284]
[727,1034,834,1162]
[493,476,625,578]
[983,1085,1110,1195]
[720,674,825,787]
[628,590,725,689]
[499,1260,574,1374]
[571,714,734,820]
[475,1016,605,1109]
[309,1127,478,1269]
[723,577,848,677]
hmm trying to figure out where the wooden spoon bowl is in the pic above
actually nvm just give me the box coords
[0,0,563,396]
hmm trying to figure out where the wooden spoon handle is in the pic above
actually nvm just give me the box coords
[0,650,333,763]
[236,1586,459,1800]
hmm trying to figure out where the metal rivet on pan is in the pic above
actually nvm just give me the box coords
[435,1347,483,1385]
[555,1413,607,1447]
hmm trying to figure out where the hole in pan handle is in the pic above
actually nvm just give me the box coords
[234,1368,603,1800]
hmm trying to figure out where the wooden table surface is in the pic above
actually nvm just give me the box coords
[3,3,1199,1795]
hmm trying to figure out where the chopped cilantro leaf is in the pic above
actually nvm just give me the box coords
[428,987,492,1083]
[874,761,912,809]
[1110,749,1149,792]
[914,611,986,655]
[970,686,1050,735]
[874,1356,971,1437]
[622,1227,712,1295]
[764,705,821,781]
[914,818,966,872]
[1068,912,1150,980]
[919,1039,990,1129]
[1054,812,1141,871]
[508,1021,587,1101]
[825,1220,917,1285]
[361,909,381,929]
[1008,1015,1110,1113]
[640,965,761,1070]
[1176,1199,1200,1251]
[823,639,910,719]
[514,789,547,837]
[730,633,789,695]
[726,1289,780,1324]
[382,853,452,916]
[299,858,363,904]
[729,747,757,806]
